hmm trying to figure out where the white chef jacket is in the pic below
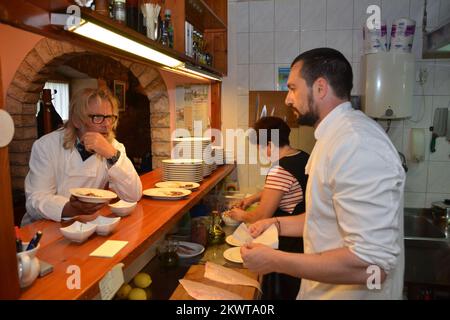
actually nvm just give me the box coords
[22,128,142,225]
[298,102,405,300]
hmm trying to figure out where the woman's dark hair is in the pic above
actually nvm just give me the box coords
[251,116,291,147]
[291,47,353,100]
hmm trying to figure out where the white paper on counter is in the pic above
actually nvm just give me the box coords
[204,262,261,292]
[179,279,244,300]
[98,263,125,300]
[232,223,279,249]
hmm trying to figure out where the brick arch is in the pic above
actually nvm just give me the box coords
[5,38,170,191]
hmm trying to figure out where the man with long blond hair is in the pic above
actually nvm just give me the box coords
[22,88,142,225]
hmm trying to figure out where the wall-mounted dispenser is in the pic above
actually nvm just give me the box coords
[410,128,425,162]
[362,52,415,119]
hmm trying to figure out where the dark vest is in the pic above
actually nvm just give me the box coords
[262,150,309,300]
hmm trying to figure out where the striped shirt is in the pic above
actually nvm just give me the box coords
[265,165,304,214]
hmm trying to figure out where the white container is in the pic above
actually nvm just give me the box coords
[362,52,415,119]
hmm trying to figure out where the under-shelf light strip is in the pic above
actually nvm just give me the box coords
[69,20,183,68]
[70,20,222,82]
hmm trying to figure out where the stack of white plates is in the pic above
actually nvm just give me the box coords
[212,146,224,166]
[224,149,235,164]
[162,159,204,183]
[172,137,213,177]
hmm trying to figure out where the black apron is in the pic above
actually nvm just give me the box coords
[261,151,309,300]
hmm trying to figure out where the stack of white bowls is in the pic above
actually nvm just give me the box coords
[172,137,214,177]
[162,159,204,183]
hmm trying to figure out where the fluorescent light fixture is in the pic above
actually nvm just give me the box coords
[161,66,207,81]
[176,64,222,82]
[69,20,183,68]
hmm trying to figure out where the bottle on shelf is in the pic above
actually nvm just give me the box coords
[125,0,139,30]
[159,9,174,48]
[113,0,126,24]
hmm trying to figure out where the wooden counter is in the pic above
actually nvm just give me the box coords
[18,164,235,300]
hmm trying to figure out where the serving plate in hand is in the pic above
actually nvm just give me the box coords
[70,188,117,203]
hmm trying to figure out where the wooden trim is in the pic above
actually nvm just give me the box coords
[210,82,221,131]
[0,59,21,299]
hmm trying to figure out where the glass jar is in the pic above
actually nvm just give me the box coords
[113,0,126,24]
[191,218,207,247]
[208,211,225,245]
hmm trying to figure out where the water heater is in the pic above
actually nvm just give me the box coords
[362,53,415,119]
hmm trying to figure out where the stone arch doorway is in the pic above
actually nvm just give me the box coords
[5,37,171,194]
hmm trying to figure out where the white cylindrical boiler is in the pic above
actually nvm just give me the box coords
[362,52,415,119]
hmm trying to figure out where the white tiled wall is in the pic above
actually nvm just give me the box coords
[224,0,450,207]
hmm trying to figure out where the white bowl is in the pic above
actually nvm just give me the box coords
[221,211,240,227]
[60,221,96,243]
[87,216,121,236]
[108,200,137,217]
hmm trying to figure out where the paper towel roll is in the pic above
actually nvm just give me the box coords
[391,18,416,53]
[410,128,425,162]
[363,21,388,54]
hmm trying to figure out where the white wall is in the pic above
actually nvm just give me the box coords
[70,78,98,98]
[222,0,450,207]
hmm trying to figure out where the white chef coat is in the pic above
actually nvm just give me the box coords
[22,128,142,225]
[298,102,405,300]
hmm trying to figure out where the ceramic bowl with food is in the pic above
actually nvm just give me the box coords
[221,211,240,227]
[108,200,137,217]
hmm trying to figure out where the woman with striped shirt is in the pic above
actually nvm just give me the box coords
[229,116,309,300]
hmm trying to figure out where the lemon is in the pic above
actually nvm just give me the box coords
[116,283,132,300]
[133,272,152,289]
[128,288,147,300]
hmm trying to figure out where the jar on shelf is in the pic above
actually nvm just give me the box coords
[113,0,126,24]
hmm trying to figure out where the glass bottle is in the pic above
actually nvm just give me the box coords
[208,211,225,245]
[113,0,126,24]
[125,0,138,31]
[164,9,174,48]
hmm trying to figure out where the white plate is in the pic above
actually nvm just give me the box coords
[162,159,203,165]
[155,181,200,190]
[143,188,192,200]
[176,241,205,258]
[225,235,243,247]
[223,247,243,263]
[70,188,117,203]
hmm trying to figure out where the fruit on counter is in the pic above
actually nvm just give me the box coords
[133,272,152,289]
[128,288,147,300]
[116,283,132,300]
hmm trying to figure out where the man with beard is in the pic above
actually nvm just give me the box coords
[23,88,142,225]
[241,48,405,299]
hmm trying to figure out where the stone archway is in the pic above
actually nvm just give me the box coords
[5,38,171,191]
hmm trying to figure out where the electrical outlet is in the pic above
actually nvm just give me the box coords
[417,68,428,85]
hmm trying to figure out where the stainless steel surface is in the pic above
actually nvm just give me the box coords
[404,208,450,287]
[404,215,446,240]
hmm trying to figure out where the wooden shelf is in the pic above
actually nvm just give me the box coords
[0,0,226,77]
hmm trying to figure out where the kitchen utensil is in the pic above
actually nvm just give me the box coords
[430,108,448,153]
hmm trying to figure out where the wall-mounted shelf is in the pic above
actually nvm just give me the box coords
[0,0,227,77]
[185,0,227,31]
